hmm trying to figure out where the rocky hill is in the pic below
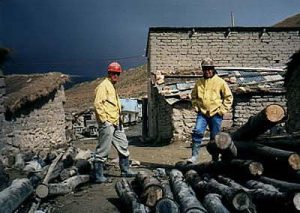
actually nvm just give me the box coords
[64,64,147,114]
[273,13,300,27]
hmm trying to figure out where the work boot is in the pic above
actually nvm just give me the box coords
[93,161,108,183]
[187,142,201,164]
[119,156,137,177]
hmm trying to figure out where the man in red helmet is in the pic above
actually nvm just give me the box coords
[93,62,136,183]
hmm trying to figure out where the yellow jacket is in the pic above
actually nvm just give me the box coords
[94,78,121,125]
[191,75,233,117]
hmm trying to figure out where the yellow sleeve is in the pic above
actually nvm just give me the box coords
[94,84,107,123]
[219,81,233,115]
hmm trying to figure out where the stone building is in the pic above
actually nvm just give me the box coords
[285,50,300,133]
[0,47,9,150]
[146,27,300,143]
[1,72,69,153]
[0,70,5,150]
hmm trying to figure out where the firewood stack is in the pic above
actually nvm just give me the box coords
[0,146,93,212]
[115,104,300,212]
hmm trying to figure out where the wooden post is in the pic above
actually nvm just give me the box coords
[0,178,33,213]
[231,104,286,141]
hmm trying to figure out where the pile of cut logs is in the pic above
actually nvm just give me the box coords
[0,146,94,213]
[115,104,300,212]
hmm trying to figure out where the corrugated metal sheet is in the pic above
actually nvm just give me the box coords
[155,67,285,105]
[120,98,141,113]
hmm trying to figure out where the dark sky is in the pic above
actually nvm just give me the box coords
[0,0,299,78]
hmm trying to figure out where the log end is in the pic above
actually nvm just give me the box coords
[215,132,232,150]
[155,198,179,213]
[36,184,49,199]
[265,104,285,123]
[141,186,163,207]
[288,154,300,170]
[232,191,250,211]
[293,193,300,211]
[249,162,264,176]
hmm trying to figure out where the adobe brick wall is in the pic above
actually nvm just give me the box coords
[147,27,299,142]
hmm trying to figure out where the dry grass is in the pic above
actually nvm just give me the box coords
[273,13,300,27]
[4,72,69,113]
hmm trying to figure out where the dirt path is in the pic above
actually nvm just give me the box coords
[50,124,211,213]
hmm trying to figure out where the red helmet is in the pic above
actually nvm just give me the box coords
[108,62,122,73]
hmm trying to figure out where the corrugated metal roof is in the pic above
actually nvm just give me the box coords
[154,67,285,105]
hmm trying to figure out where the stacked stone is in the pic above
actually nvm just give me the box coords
[0,70,5,149]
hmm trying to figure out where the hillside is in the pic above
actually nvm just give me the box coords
[273,13,300,27]
[64,64,147,114]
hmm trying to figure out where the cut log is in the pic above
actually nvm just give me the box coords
[216,175,249,191]
[244,180,300,212]
[169,169,207,213]
[115,178,149,213]
[59,159,91,181]
[0,178,33,213]
[36,152,64,198]
[155,181,179,213]
[175,159,263,179]
[185,170,251,212]
[35,175,90,198]
[234,141,300,171]
[245,180,280,192]
[203,193,230,213]
[42,152,64,184]
[231,104,286,141]
[136,171,164,207]
[257,138,300,153]
[60,167,78,181]
[214,132,237,161]
[259,176,300,192]
[61,146,77,168]
[215,176,257,213]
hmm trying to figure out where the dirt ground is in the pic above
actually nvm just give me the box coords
[46,123,212,213]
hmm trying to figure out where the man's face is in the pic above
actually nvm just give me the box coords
[202,66,214,78]
[108,72,120,84]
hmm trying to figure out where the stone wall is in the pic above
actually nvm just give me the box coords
[147,27,299,141]
[147,28,300,74]
[233,93,287,129]
[2,86,67,153]
[0,70,5,149]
